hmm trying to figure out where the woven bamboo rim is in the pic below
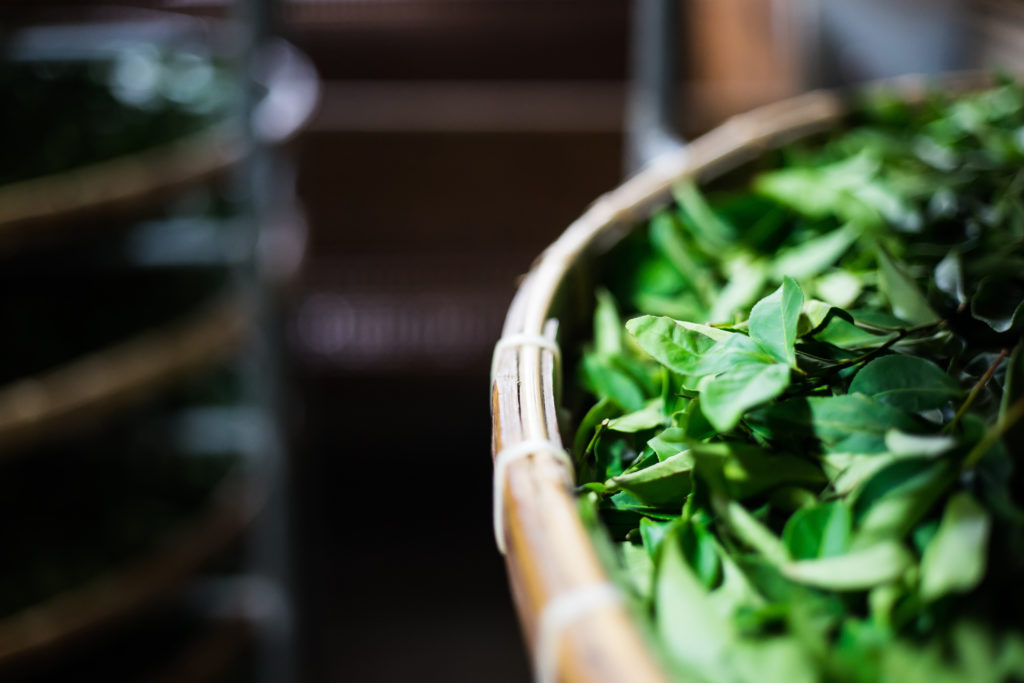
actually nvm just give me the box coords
[0,36,318,251]
[491,72,995,682]
[0,466,264,674]
[0,290,249,459]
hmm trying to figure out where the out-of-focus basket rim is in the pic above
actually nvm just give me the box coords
[491,71,1000,683]
[0,23,320,250]
[0,289,250,460]
[0,465,265,674]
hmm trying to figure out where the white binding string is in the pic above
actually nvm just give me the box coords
[491,333,561,385]
[493,438,573,555]
[534,582,623,683]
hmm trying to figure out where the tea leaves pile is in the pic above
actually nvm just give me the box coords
[575,78,1024,682]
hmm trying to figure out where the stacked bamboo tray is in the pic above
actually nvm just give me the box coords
[0,14,315,682]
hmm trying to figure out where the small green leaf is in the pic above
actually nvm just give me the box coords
[771,223,860,281]
[715,497,790,564]
[656,530,734,678]
[573,398,619,462]
[673,180,736,252]
[690,441,826,499]
[700,361,791,433]
[648,427,687,460]
[849,355,961,412]
[608,450,694,506]
[594,288,624,356]
[620,541,655,601]
[696,333,778,375]
[782,502,852,560]
[813,316,896,349]
[753,394,921,454]
[919,492,991,602]
[649,211,713,308]
[934,249,966,306]
[640,517,672,558]
[780,541,913,591]
[607,399,666,433]
[971,275,1024,333]
[883,430,955,456]
[673,319,734,342]
[815,269,864,309]
[626,316,715,387]
[749,277,805,366]
[678,516,722,589]
[853,458,956,545]
[711,255,768,323]
[799,299,836,335]
[581,353,647,411]
[876,245,939,325]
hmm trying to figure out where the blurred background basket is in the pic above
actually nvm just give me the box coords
[0,9,316,682]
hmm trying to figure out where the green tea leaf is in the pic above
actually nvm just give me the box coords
[608,450,694,506]
[620,541,655,601]
[700,361,791,433]
[678,516,722,589]
[849,355,961,412]
[711,255,767,323]
[715,497,790,564]
[640,517,672,559]
[594,288,624,356]
[971,275,1024,333]
[656,530,734,678]
[934,249,966,306]
[771,223,860,281]
[813,316,896,349]
[607,399,666,433]
[626,316,715,387]
[815,269,864,309]
[780,541,913,591]
[649,210,712,308]
[883,430,955,457]
[853,458,956,545]
[782,502,853,560]
[673,180,736,252]
[919,492,991,602]
[753,394,921,454]
[749,277,804,366]
[674,319,734,342]
[581,353,647,411]
[648,427,687,460]
[573,398,619,462]
[696,333,778,375]
[690,441,826,499]
[876,245,939,325]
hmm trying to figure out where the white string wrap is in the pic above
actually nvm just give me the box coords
[490,333,561,385]
[535,582,623,683]
[493,438,574,555]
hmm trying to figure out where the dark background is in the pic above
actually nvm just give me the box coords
[284,5,630,681]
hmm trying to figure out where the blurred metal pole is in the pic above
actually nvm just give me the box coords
[232,0,295,682]
[625,0,685,175]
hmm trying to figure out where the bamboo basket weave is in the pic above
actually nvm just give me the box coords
[490,73,994,683]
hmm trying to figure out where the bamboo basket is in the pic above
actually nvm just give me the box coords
[490,72,996,683]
